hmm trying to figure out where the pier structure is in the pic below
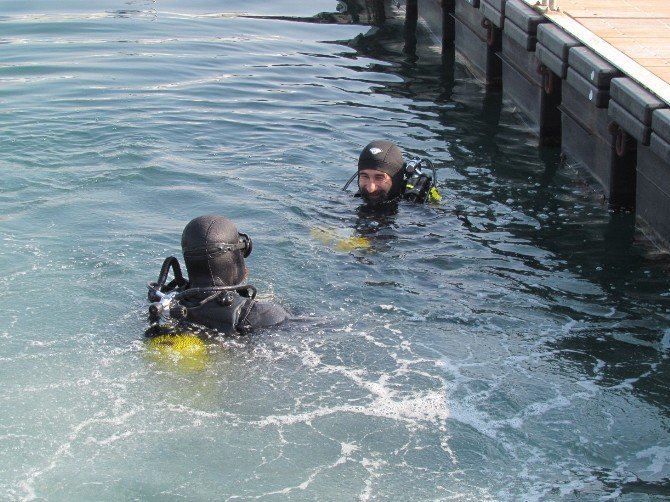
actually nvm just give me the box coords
[402,0,670,251]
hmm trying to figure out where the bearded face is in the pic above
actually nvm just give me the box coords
[358,169,393,206]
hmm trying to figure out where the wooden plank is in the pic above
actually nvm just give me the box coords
[571,18,670,38]
[650,67,670,82]
[559,0,670,15]
[563,0,670,6]
[564,9,670,19]
[597,38,670,58]
[521,0,670,105]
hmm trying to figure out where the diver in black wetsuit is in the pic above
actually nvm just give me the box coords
[147,215,289,337]
[343,139,441,210]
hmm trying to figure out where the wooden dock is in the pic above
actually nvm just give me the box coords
[406,0,670,250]
[527,0,670,104]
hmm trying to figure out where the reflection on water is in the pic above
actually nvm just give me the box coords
[1,1,670,500]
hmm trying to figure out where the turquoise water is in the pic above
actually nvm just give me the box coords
[2,1,670,500]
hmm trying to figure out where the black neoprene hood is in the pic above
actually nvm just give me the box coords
[181,215,245,288]
[357,140,404,176]
[357,140,406,201]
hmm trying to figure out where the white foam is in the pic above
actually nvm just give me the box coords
[636,445,670,477]
[253,388,449,428]
[661,328,670,356]
[340,442,359,456]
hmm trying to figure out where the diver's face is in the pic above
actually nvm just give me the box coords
[359,169,393,206]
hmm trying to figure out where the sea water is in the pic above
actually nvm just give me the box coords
[1,1,670,500]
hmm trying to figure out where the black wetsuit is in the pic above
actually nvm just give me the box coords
[146,259,289,337]
[148,215,290,337]
[179,288,290,336]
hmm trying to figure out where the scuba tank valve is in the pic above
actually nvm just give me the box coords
[147,288,181,324]
[404,158,438,203]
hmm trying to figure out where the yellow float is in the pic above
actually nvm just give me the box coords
[145,333,208,373]
[310,227,371,252]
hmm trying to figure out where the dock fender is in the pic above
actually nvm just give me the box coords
[608,122,630,157]
[480,18,497,48]
[536,63,556,95]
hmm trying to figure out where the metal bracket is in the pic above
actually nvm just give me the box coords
[533,0,560,13]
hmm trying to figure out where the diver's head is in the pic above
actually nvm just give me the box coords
[181,215,252,289]
[357,140,405,206]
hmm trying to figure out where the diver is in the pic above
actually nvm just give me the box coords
[343,139,441,209]
[146,215,289,337]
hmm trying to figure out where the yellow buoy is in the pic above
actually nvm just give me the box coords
[310,227,370,251]
[145,333,208,372]
[335,236,371,252]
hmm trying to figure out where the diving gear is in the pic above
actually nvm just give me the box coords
[310,227,371,251]
[358,140,406,201]
[181,215,250,288]
[343,154,441,204]
[182,233,252,259]
[342,171,358,192]
[147,256,257,336]
[358,140,404,176]
[148,255,188,299]
[145,333,208,373]
[403,158,441,203]
[146,215,289,337]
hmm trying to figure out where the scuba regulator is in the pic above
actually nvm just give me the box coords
[146,256,257,337]
[147,256,188,326]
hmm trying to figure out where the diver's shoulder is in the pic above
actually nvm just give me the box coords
[248,300,290,328]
